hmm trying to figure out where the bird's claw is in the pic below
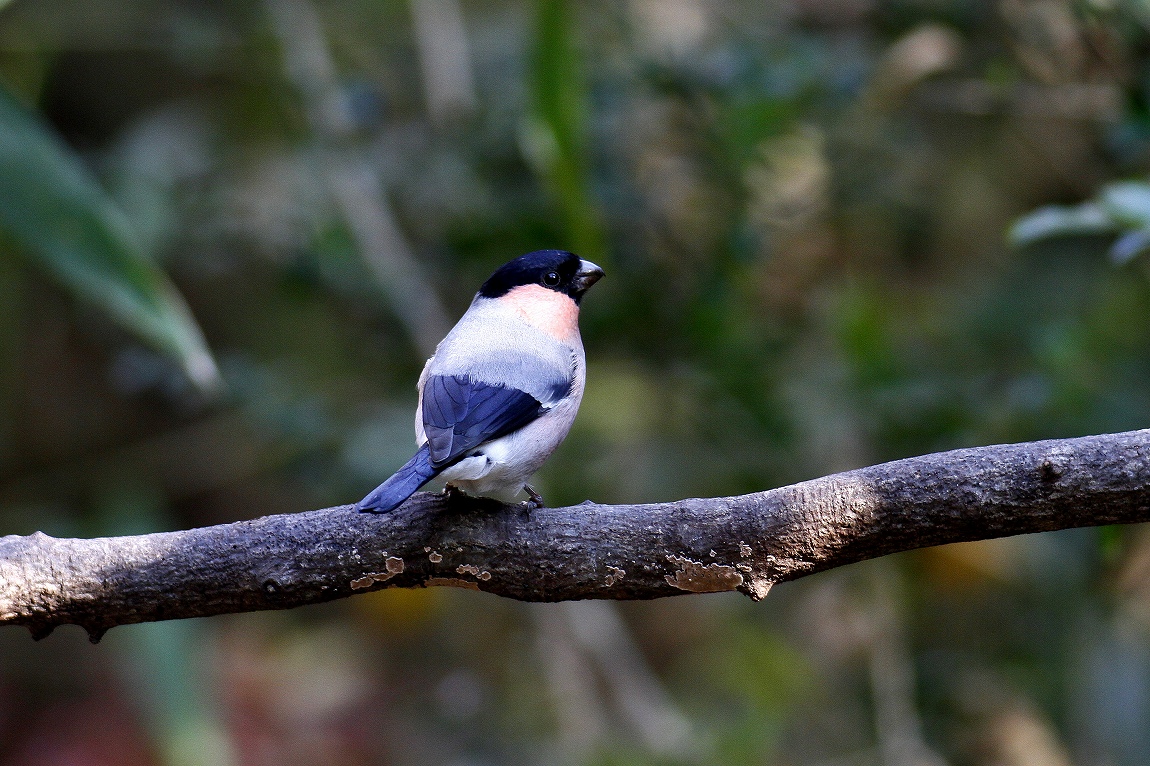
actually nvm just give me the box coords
[521,484,545,511]
[442,483,470,507]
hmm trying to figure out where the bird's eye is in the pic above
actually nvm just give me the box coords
[542,271,561,287]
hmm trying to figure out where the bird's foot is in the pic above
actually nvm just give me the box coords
[521,484,545,511]
[442,483,467,500]
[441,483,471,509]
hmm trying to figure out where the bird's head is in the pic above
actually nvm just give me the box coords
[479,250,605,305]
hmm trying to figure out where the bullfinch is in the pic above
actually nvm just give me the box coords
[357,249,605,513]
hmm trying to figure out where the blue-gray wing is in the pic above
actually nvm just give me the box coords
[423,375,560,467]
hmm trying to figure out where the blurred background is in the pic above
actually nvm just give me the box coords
[3,0,1150,764]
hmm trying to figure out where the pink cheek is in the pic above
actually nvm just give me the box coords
[504,286,581,341]
[550,301,580,340]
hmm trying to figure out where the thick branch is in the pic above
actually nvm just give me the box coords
[3,430,1150,642]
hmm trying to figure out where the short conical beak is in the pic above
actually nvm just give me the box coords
[574,259,605,293]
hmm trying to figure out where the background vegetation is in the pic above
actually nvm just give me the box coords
[3,0,1150,764]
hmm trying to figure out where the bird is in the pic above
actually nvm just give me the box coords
[357,249,605,513]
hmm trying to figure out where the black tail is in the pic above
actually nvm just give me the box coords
[357,444,438,513]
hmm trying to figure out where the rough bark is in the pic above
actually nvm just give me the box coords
[3,430,1149,643]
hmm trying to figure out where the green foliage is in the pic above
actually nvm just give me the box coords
[0,84,219,390]
[526,0,606,263]
[3,2,1150,765]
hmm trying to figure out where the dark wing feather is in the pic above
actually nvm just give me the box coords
[423,375,546,467]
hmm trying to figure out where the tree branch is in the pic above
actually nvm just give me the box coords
[3,430,1150,642]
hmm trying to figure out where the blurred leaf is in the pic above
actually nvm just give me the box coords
[0,85,221,391]
[1109,229,1150,264]
[1008,202,1116,247]
[1011,181,1150,264]
[1102,181,1150,229]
